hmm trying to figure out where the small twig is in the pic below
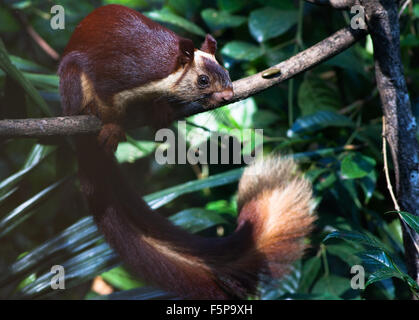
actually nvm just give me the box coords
[382,117,419,258]
[382,116,401,212]
[399,0,411,18]
[14,11,60,61]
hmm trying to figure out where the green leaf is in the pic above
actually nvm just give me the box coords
[366,267,402,287]
[101,266,143,290]
[168,0,200,18]
[221,41,263,61]
[388,218,403,246]
[298,78,341,116]
[400,34,419,48]
[359,249,393,270]
[201,9,246,31]
[0,39,51,115]
[325,49,367,77]
[169,208,227,233]
[341,152,376,180]
[249,7,298,43]
[397,211,419,233]
[262,262,301,299]
[8,0,32,9]
[313,171,337,192]
[0,144,55,203]
[205,199,236,216]
[115,139,157,163]
[144,9,205,36]
[18,243,118,298]
[375,270,419,291]
[0,178,67,238]
[102,0,149,8]
[342,178,362,209]
[312,275,352,298]
[253,109,280,127]
[221,97,258,129]
[23,73,59,89]
[326,243,361,266]
[146,167,243,209]
[360,250,419,290]
[256,0,295,10]
[16,273,37,291]
[0,217,102,289]
[10,55,50,73]
[0,8,19,32]
[292,147,347,163]
[324,230,390,253]
[288,111,354,137]
[299,257,321,293]
[359,170,377,203]
[217,0,249,13]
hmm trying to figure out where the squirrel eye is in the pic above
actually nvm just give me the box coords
[197,75,210,88]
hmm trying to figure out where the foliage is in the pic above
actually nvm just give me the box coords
[0,0,418,300]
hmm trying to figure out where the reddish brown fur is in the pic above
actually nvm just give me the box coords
[59,5,316,299]
[60,4,194,105]
[76,136,315,299]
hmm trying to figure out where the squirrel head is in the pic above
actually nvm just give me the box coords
[173,34,233,107]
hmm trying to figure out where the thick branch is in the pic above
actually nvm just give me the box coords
[304,0,356,9]
[360,0,419,287]
[0,27,366,139]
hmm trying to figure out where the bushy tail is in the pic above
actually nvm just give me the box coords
[76,137,316,299]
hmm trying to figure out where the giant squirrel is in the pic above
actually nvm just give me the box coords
[58,4,316,299]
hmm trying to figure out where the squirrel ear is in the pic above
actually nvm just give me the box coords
[178,38,195,66]
[200,34,217,55]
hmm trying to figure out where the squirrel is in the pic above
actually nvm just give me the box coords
[58,4,316,299]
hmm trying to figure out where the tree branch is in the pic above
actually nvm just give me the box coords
[0,26,366,139]
[360,0,419,288]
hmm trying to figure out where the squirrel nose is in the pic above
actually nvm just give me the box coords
[222,89,234,101]
[214,89,234,102]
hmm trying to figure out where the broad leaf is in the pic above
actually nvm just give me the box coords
[298,78,341,116]
[169,208,227,233]
[221,41,264,61]
[341,152,376,180]
[398,211,419,233]
[249,7,298,43]
[100,266,143,291]
[288,111,354,137]
[0,178,68,238]
[145,9,205,36]
[0,39,51,115]
[201,9,246,31]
